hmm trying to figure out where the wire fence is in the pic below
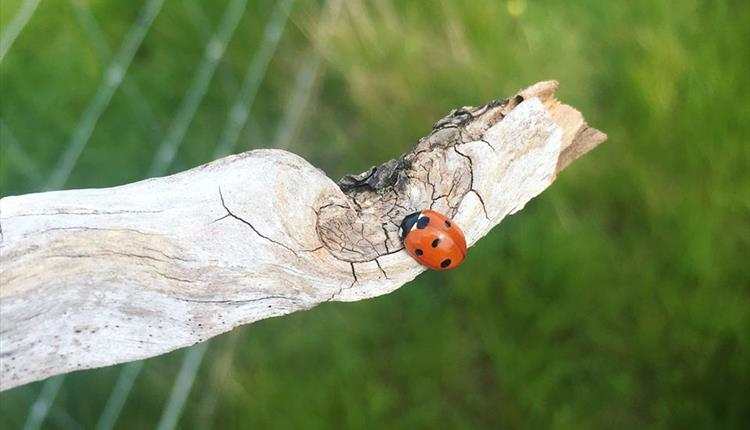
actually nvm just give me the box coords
[46,0,166,191]
[0,0,334,428]
[0,0,41,63]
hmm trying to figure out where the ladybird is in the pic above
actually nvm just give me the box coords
[400,209,467,270]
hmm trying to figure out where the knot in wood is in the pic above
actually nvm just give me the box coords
[314,98,514,263]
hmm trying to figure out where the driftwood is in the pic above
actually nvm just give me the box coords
[0,81,606,390]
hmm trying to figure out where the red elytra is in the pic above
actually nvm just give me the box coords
[400,210,467,270]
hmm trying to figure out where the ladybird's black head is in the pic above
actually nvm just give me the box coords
[400,212,421,240]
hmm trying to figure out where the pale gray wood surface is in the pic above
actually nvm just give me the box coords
[0,81,606,390]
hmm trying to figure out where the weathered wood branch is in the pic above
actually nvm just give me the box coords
[0,81,605,390]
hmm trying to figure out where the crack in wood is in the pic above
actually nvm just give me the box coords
[375,258,389,279]
[174,295,298,305]
[453,146,490,221]
[217,187,301,257]
[4,209,166,218]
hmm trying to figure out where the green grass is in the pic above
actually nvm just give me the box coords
[1,0,748,429]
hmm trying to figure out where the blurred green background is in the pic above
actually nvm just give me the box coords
[1,0,748,429]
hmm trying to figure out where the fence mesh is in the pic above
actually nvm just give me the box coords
[1,0,325,428]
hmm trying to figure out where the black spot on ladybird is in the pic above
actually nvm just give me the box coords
[440,258,451,268]
[415,249,423,256]
[417,216,430,229]
[431,238,441,248]
[445,220,451,228]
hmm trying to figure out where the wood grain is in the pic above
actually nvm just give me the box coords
[0,81,606,390]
